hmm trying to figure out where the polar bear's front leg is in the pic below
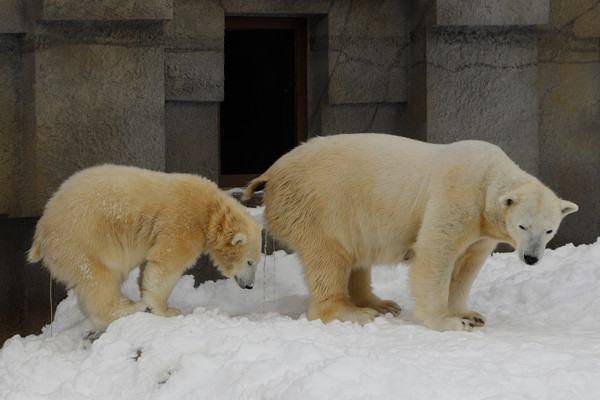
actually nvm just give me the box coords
[139,259,185,318]
[75,260,149,331]
[410,245,475,332]
[448,239,497,327]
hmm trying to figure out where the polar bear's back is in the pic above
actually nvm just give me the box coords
[263,134,511,205]
[255,134,517,264]
[29,165,220,284]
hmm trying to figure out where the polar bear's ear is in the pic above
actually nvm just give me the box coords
[560,200,578,217]
[500,193,518,207]
[232,232,247,246]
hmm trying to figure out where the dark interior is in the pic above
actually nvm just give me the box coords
[220,26,297,179]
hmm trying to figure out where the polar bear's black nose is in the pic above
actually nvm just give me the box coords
[524,255,538,265]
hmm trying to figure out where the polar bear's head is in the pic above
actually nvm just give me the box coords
[208,206,263,289]
[500,185,578,265]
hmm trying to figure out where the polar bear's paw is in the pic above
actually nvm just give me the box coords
[419,314,475,332]
[336,306,379,325]
[148,306,182,318]
[353,295,401,316]
[163,307,182,317]
[369,299,402,316]
[460,311,485,327]
[310,303,378,325]
[436,317,475,332]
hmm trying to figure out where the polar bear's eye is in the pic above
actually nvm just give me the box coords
[519,225,527,231]
[546,230,553,234]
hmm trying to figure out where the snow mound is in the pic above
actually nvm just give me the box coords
[2,236,600,399]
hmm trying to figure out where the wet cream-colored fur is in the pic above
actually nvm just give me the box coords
[244,134,578,331]
[29,165,262,330]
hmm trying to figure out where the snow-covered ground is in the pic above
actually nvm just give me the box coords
[1,206,599,399]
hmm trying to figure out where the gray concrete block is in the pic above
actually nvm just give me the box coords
[223,0,329,15]
[164,0,223,49]
[165,51,224,101]
[328,36,408,104]
[541,0,599,34]
[166,101,219,182]
[327,0,409,104]
[436,0,549,26]
[41,0,172,21]
[21,25,166,215]
[538,26,600,246]
[322,103,404,136]
[164,0,224,102]
[329,0,406,37]
[426,28,539,175]
[0,35,22,217]
[0,0,26,33]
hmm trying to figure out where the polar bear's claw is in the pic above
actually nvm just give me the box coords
[460,311,486,327]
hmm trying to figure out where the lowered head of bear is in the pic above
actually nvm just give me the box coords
[208,211,262,289]
[500,185,578,266]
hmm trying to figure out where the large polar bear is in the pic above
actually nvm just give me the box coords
[243,133,578,331]
[29,165,262,330]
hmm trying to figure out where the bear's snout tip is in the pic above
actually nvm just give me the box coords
[524,255,539,265]
[235,275,254,290]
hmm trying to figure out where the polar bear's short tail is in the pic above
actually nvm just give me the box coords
[242,174,269,201]
[27,240,42,263]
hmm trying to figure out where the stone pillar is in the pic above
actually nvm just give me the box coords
[0,34,23,218]
[164,0,224,182]
[0,0,26,217]
[536,0,600,246]
[406,0,549,176]
[426,28,540,174]
[19,0,171,216]
[322,0,409,136]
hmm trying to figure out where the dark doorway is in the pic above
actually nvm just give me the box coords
[219,17,307,187]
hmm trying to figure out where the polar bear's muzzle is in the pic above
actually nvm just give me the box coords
[523,254,539,265]
[234,260,257,289]
[518,236,544,266]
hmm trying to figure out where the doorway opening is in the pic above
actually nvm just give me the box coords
[219,17,307,187]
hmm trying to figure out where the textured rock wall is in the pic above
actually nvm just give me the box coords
[0,0,26,33]
[537,0,600,246]
[165,102,219,181]
[0,35,22,217]
[322,0,408,136]
[0,0,596,245]
[20,21,166,216]
[41,0,172,20]
[406,0,548,175]
[436,0,549,25]
[426,28,540,175]
[163,0,223,179]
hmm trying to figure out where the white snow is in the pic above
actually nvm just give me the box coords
[1,207,600,399]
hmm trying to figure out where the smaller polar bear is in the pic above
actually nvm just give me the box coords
[28,165,262,330]
[243,134,578,331]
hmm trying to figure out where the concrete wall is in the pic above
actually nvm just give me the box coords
[21,22,167,215]
[407,0,548,175]
[3,1,170,217]
[0,34,22,217]
[322,0,408,136]
[0,0,598,343]
[426,28,540,175]
[0,0,596,235]
[403,0,597,247]
[537,0,600,246]
[163,0,223,181]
